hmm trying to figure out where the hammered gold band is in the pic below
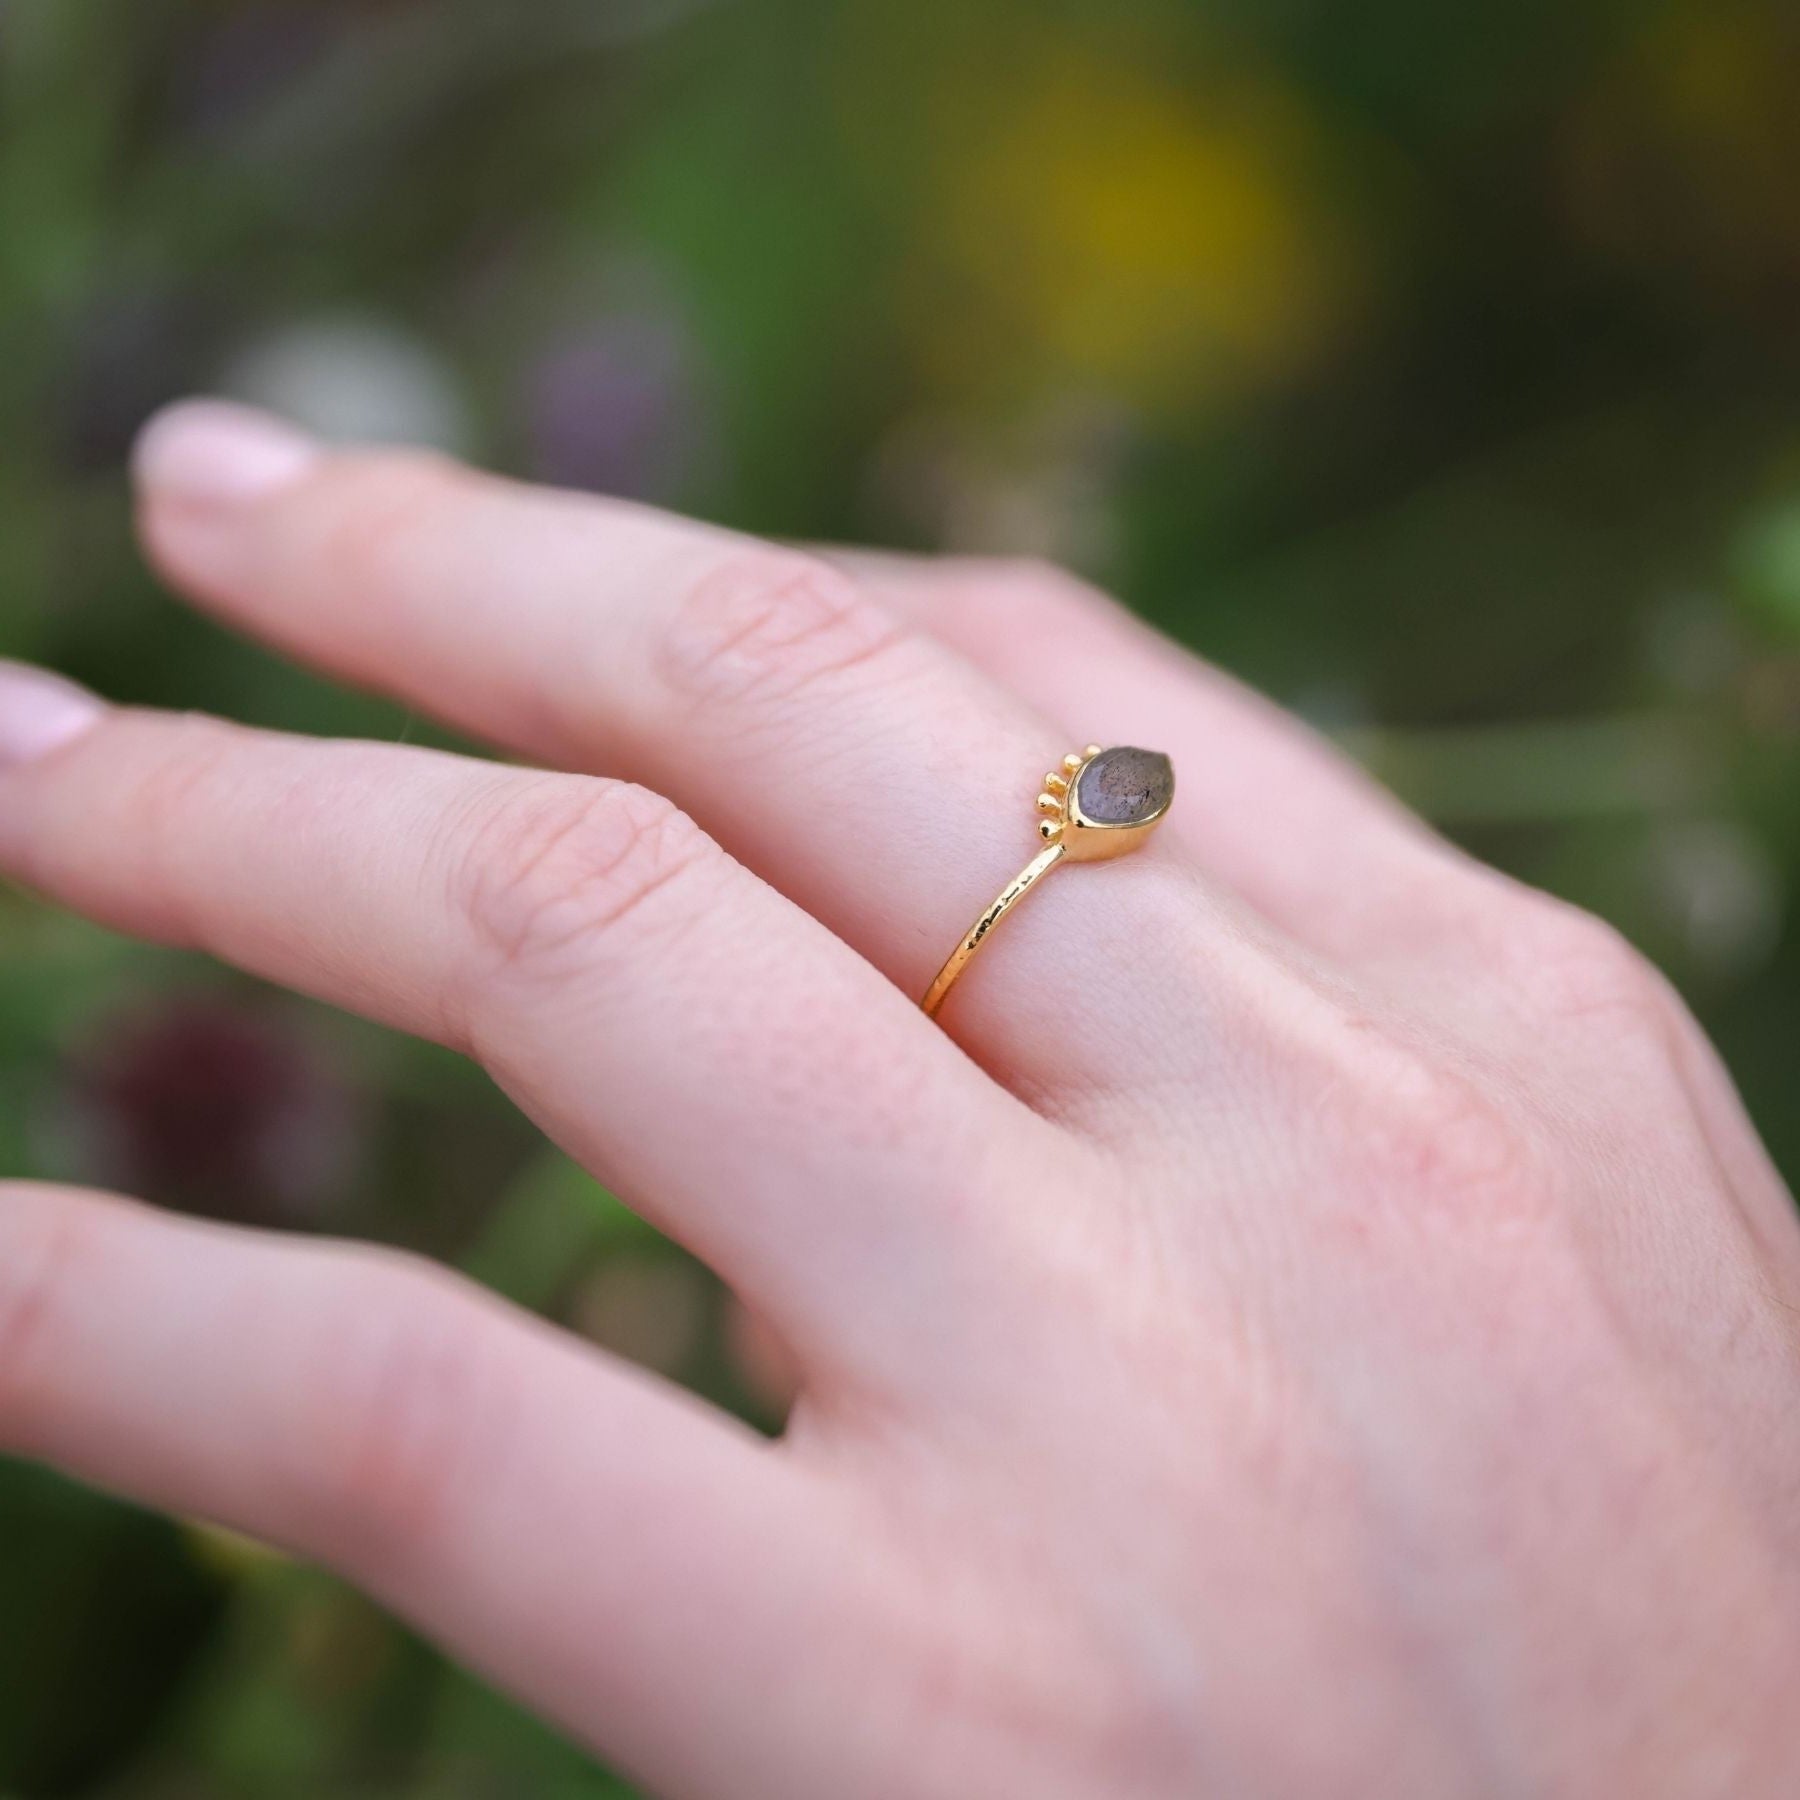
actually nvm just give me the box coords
[921,840,1067,1018]
[920,744,1174,1020]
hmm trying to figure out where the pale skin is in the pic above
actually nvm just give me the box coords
[1,400,1798,1798]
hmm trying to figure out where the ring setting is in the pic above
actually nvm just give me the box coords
[921,745,1174,1018]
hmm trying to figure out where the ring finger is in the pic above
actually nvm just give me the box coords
[134,402,1207,1102]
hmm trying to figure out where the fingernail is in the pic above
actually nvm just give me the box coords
[0,662,106,767]
[133,399,321,507]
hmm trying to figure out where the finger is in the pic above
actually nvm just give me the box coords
[132,403,1197,1097]
[821,550,1465,961]
[0,670,1050,1384]
[0,1181,871,1797]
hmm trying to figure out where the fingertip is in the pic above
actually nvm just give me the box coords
[0,661,107,769]
[132,398,322,511]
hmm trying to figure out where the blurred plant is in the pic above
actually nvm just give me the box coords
[0,1463,226,1796]
[570,1255,709,1378]
[1732,496,1800,642]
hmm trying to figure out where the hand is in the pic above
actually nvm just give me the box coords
[2,400,1797,1800]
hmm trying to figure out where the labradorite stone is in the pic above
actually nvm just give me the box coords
[1076,746,1173,825]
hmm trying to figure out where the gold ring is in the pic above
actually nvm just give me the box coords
[921,744,1175,1018]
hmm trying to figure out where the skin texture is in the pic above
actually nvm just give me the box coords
[1,398,1799,1797]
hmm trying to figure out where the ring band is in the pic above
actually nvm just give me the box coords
[921,744,1175,1019]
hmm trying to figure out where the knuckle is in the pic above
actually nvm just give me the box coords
[1327,1030,1535,1219]
[454,776,712,987]
[297,1259,505,1559]
[1496,898,1667,1031]
[655,550,904,713]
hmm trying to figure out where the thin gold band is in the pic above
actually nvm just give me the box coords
[919,743,1174,1020]
[920,840,1066,1019]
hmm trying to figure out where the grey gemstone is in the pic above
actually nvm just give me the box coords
[1076,746,1173,825]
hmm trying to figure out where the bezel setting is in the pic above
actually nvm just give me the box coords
[1037,744,1174,861]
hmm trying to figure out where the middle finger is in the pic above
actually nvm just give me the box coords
[0,688,1048,1383]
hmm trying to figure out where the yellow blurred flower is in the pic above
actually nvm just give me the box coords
[833,17,1373,418]
[934,52,1357,408]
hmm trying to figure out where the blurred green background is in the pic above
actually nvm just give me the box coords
[4,0,1800,1792]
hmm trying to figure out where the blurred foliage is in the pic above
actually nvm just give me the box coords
[3,0,1800,1791]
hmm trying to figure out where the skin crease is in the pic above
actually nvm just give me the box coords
[0,400,1798,1797]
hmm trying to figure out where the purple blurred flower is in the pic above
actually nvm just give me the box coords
[521,315,712,502]
[58,997,364,1226]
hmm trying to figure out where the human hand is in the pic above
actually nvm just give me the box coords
[1,400,1796,1798]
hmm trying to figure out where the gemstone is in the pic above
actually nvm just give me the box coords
[1076,746,1173,825]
